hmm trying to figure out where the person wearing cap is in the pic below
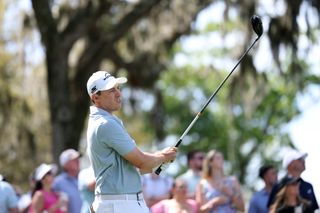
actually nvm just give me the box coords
[86,71,177,213]
[0,176,19,213]
[248,164,278,213]
[30,163,67,213]
[267,149,319,211]
[53,149,82,213]
[269,176,313,213]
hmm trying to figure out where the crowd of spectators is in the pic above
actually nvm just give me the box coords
[0,148,318,213]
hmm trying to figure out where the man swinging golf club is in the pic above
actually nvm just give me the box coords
[86,71,177,213]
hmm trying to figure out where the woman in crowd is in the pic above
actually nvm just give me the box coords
[151,178,199,213]
[195,150,244,213]
[269,176,313,213]
[29,163,68,213]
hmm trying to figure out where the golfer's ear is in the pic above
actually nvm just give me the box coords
[91,93,99,103]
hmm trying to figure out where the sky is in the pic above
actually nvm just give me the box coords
[289,99,320,203]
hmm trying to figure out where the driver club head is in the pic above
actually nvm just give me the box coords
[250,15,263,38]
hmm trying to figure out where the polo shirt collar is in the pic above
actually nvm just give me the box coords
[90,106,111,117]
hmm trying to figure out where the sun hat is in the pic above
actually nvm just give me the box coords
[59,149,81,167]
[35,163,57,181]
[282,149,308,169]
[86,71,127,96]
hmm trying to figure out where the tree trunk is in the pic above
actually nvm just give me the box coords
[46,42,75,163]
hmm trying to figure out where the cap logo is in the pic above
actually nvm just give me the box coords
[103,73,111,81]
[91,86,97,93]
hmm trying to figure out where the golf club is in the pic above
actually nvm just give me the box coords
[155,15,263,175]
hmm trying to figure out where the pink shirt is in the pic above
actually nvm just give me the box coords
[151,199,199,213]
[29,190,65,213]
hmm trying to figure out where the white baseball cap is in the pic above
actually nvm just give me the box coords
[282,149,308,168]
[59,149,81,167]
[86,71,127,96]
[35,163,57,181]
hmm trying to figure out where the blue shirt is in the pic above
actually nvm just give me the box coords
[86,106,142,195]
[248,188,269,213]
[177,169,201,194]
[0,181,18,213]
[53,172,82,213]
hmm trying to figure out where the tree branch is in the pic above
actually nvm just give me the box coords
[60,0,112,50]
[106,0,164,42]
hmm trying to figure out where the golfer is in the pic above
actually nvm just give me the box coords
[86,71,177,213]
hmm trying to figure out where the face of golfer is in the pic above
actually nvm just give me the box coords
[92,84,122,113]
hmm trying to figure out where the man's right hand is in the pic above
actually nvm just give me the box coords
[160,147,178,162]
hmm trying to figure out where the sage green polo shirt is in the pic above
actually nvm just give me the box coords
[87,106,142,195]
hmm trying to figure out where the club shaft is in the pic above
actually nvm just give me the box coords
[200,37,259,114]
[155,36,260,175]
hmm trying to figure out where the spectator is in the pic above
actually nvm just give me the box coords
[269,176,313,213]
[248,164,278,213]
[0,176,19,213]
[142,173,173,207]
[195,149,245,212]
[78,166,95,213]
[267,149,319,212]
[53,149,82,213]
[29,163,68,213]
[177,150,205,198]
[17,171,36,213]
[151,178,199,213]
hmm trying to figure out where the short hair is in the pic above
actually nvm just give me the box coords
[187,150,202,163]
[259,165,274,179]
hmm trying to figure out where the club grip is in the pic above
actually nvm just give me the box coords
[155,165,163,175]
[155,161,172,175]
[155,139,182,175]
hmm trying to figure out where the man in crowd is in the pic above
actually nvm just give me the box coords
[177,150,205,198]
[53,149,82,213]
[0,175,19,213]
[248,164,278,213]
[267,149,319,211]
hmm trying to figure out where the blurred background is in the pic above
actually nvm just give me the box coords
[0,0,319,206]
